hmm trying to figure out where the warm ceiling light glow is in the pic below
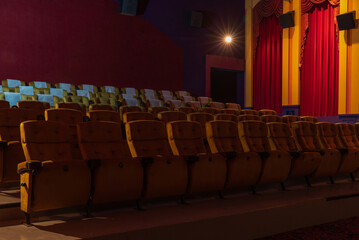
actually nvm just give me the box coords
[225,35,232,43]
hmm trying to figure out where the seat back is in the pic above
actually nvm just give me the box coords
[177,107,196,114]
[261,115,283,123]
[225,103,241,111]
[259,109,276,116]
[221,109,240,115]
[239,109,259,115]
[238,121,271,152]
[282,115,300,126]
[267,122,298,152]
[167,121,206,155]
[316,122,342,149]
[292,121,322,151]
[89,104,116,111]
[119,106,142,121]
[20,120,72,162]
[202,107,219,115]
[56,102,86,115]
[78,84,98,93]
[157,111,186,124]
[126,120,172,157]
[209,102,225,109]
[238,114,260,121]
[45,109,84,159]
[0,109,38,141]
[337,123,359,149]
[77,121,131,160]
[17,101,50,119]
[188,113,214,138]
[206,120,244,153]
[148,106,170,117]
[123,112,154,123]
[146,99,163,108]
[0,100,10,109]
[300,116,319,123]
[87,110,121,123]
[100,86,120,95]
[198,97,212,104]
[214,114,238,122]
[29,81,51,89]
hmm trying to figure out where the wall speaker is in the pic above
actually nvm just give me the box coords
[337,11,356,30]
[117,0,149,16]
[279,11,295,29]
[186,11,204,28]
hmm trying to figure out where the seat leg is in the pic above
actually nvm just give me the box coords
[350,173,356,182]
[136,199,145,211]
[180,194,189,205]
[280,182,286,191]
[251,185,256,195]
[24,213,31,227]
[329,176,335,184]
[85,198,93,218]
[218,190,224,199]
[305,176,312,188]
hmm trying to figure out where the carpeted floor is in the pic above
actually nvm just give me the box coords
[258,217,359,240]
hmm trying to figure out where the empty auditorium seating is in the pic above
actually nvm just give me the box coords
[167,121,226,194]
[198,97,212,105]
[214,114,238,122]
[261,115,283,123]
[175,91,190,98]
[221,109,240,115]
[92,97,116,108]
[29,81,51,89]
[209,102,225,109]
[202,107,219,115]
[225,103,241,111]
[2,79,25,91]
[55,83,76,95]
[317,123,359,176]
[119,106,142,121]
[1,92,21,107]
[56,102,86,115]
[267,122,321,179]
[177,107,196,114]
[148,106,170,117]
[238,121,291,185]
[17,101,50,119]
[282,115,300,126]
[77,121,143,205]
[123,112,155,124]
[146,99,164,108]
[18,120,90,223]
[188,113,214,139]
[122,88,138,97]
[292,121,341,179]
[206,120,262,189]
[238,115,260,121]
[45,109,84,159]
[259,109,276,116]
[0,100,10,109]
[0,109,37,184]
[166,99,183,110]
[300,116,319,123]
[157,111,187,124]
[64,96,90,110]
[100,86,120,95]
[78,84,98,94]
[126,120,187,199]
[89,104,116,111]
[87,110,121,123]
[239,109,259,115]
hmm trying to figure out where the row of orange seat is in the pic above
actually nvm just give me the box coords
[10,106,359,224]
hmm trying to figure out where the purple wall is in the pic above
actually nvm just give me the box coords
[143,0,245,96]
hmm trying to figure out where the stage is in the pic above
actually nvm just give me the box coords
[1,179,359,239]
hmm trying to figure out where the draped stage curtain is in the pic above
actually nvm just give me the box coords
[253,16,282,112]
[300,1,339,116]
[253,0,283,112]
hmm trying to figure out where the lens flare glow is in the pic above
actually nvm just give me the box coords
[225,35,232,43]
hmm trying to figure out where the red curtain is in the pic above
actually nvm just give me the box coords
[300,2,339,116]
[253,16,282,113]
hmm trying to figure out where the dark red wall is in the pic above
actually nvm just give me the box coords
[0,0,182,90]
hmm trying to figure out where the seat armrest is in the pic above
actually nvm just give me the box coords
[259,152,270,160]
[186,155,200,163]
[0,140,8,150]
[338,148,349,155]
[87,158,101,169]
[225,151,237,160]
[17,160,42,174]
[289,152,301,158]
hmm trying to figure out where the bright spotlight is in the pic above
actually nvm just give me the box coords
[224,35,232,43]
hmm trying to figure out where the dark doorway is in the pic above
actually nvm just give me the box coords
[210,68,244,106]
